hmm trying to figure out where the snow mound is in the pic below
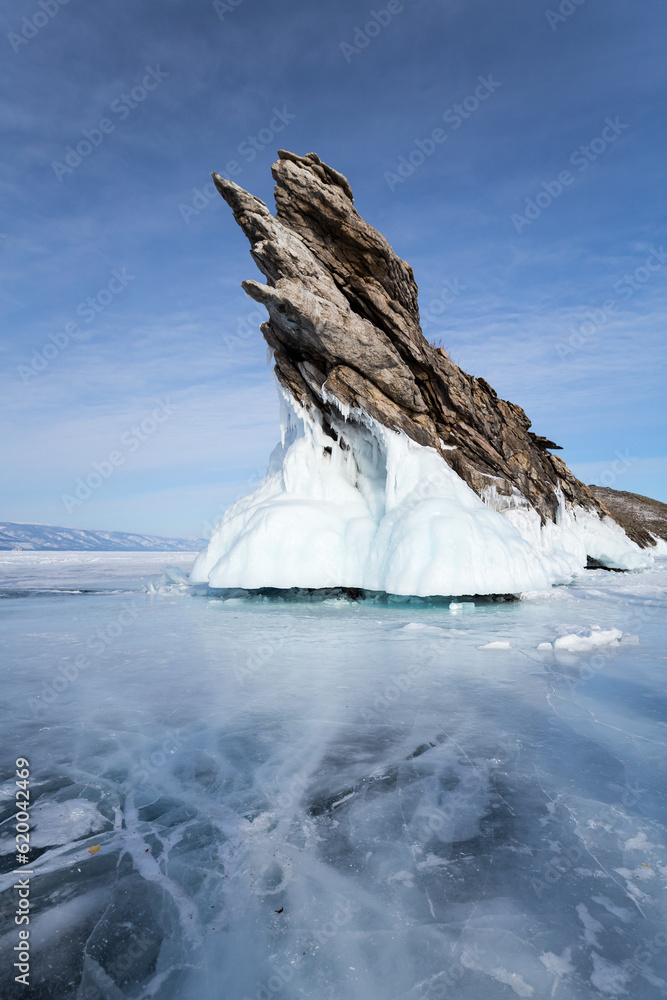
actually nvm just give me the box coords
[553,626,623,652]
[190,393,651,597]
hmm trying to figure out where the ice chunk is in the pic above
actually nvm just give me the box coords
[553,626,623,652]
[478,640,512,650]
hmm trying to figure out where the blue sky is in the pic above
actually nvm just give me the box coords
[1,0,665,538]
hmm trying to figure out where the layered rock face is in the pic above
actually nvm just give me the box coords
[589,487,667,548]
[211,150,646,547]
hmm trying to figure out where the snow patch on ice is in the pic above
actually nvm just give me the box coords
[575,902,604,947]
[539,947,574,979]
[478,640,512,650]
[624,831,651,851]
[387,869,415,887]
[590,953,630,995]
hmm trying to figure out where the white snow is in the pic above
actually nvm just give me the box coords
[553,626,623,652]
[0,550,197,592]
[191,392,651,595]
[539,948,574,979]
[0,521,203,551]
[478,640,512,650]
[576,903,604,947]
[590,953,630,995]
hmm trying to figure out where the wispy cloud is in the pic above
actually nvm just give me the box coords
[2,0,666,531]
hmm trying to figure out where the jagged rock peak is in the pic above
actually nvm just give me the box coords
[210,151,650,550]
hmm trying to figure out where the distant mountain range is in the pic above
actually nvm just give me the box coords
[0,522,206,552]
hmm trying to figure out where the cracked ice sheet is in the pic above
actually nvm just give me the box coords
[0,553,666,999]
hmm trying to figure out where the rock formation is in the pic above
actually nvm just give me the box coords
[189,152,659,595]
[210,150,652,550]
[589,486,667,548]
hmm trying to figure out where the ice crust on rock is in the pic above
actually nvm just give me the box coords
[191,397,555,596]
[190,397,649,596]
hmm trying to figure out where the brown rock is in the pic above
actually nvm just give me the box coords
[588,486,667,547]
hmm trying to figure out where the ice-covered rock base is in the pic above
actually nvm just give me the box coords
[191,394,650,596]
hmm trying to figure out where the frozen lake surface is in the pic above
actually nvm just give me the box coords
[1,551,666,999]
